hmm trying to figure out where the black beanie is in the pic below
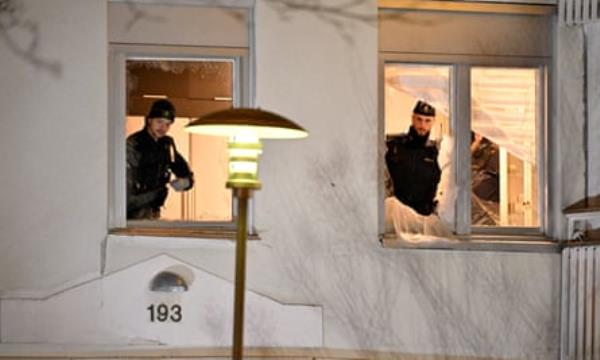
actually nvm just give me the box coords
[413,100,436,117]
[147,99,175,121]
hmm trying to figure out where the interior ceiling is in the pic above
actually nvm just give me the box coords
[385,65,537,164]
[126,60,233,119]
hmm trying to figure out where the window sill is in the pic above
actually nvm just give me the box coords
[110,227,260,241]
[380,233,560,253]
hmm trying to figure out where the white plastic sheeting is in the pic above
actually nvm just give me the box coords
[385,65,539,164]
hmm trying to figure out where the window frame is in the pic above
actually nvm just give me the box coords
[379,52,551,241]
[108,44,252,232]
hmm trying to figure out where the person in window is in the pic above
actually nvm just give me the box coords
[384,100,452,240]
[126,99,194,220]
[470,132,500,226]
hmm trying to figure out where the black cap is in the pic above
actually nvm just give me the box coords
[413,100,436,117]
[147,99,175,122]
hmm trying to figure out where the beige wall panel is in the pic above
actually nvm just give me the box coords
[379,10,553,58]
[108,3,249,48]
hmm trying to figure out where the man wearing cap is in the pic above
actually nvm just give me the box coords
[385,100,441,217]
[126,99,194,220]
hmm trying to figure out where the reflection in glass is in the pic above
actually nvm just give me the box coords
[470,68,539,227]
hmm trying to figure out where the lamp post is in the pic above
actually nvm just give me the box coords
[185,108,308,360]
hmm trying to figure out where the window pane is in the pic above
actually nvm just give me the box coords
[384,63,454,236]
[470,67,539,227]
[385,64,451,140]
[126,60,233,222]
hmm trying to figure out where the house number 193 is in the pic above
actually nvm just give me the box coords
[147,304,182,322]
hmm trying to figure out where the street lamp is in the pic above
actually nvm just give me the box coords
[185,108,308,360]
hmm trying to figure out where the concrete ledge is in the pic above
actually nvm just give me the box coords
[0,345,508,360]
[381,234,560,253]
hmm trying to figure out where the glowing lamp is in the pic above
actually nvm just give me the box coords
[186,108,308,190]
[185,108,308,360]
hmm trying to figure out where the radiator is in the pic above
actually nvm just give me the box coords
[560,0,600,25]
[561,246,600,360]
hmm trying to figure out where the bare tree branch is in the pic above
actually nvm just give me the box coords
[264,0,376,43]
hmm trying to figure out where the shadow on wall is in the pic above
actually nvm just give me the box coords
[0,0,61,76]
[0,0,399,78]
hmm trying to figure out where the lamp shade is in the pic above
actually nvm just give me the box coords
[185,108,308,139]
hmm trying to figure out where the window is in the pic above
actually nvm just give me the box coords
[107,2,252,235]
[108,45,250,233]
[470,67,542,229]
[383,62,547,241]
[383,64,456,236]
[125,59,234,223]
[384,64,452,140]
[378,3,553,245]
[383,62,546,239]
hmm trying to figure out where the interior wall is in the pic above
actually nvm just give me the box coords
[0,0,107,294]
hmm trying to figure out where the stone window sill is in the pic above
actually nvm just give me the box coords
[380,233,560,253]
[110,226,260,241]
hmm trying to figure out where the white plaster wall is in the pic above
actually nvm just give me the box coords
[0,0,107,294]
[246,1,560,358]
[1,255,322,346]
[555,26,586,222]
[586,22,600,197]
[0,1,563,358]
[108,3,249,47]
[101,2,561,358]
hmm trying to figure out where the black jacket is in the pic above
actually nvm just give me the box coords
[126,129,193,219]
[385,126,441,216]
[471,138,499,202]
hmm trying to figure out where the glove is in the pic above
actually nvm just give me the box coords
[170,177,192,192]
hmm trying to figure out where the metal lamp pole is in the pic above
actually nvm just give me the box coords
[184,108,308,360]
[232,187,251,360]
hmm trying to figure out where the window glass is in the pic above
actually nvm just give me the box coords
[384,64,454,237]
[385,64,451,140]
[470,67,539,227]
[126,60,233,222]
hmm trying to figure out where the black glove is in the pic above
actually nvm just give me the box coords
[170,174,194,192]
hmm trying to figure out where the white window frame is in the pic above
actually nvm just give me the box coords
[108,44,252,231]
[379,53,551,242]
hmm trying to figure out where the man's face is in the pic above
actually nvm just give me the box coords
[411,113,435,136]
[147,117,173,140]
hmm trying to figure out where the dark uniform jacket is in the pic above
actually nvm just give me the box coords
[385,126,441,216]
[126,129,193,219]
[471,138,499,202]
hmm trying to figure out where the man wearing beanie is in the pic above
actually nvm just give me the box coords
[385,100,441,218]
[126,99,194,220]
